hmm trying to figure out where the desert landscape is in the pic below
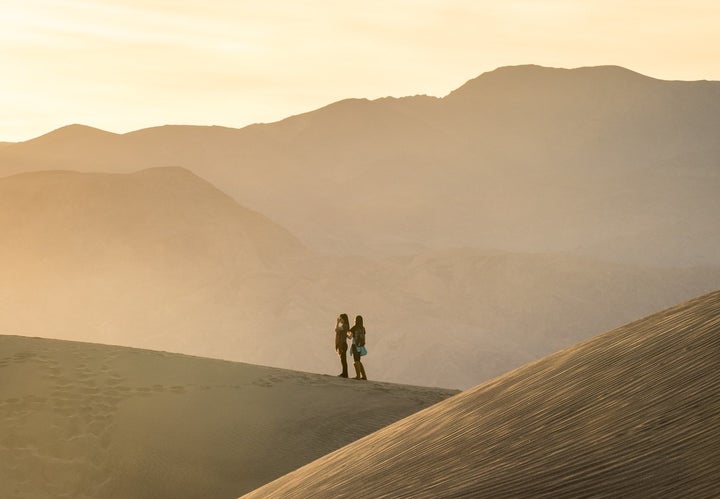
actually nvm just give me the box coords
[245,290,720,498]
[2,66,720,390]
[0,335,457,498]
[2,1,720,497]
[3,65,720,264]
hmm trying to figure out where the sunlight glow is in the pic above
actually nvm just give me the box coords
[1,0,719,141]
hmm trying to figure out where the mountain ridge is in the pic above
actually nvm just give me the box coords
[11,64,720,145]
[10,63,719,146]
[2,64,719,389]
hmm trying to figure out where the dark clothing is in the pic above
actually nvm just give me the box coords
[335,318,349,377]
[339,349,348,376]
[349,324,365,347]
[351,344,362,363]
[335,320,349,350]
[349,324,366,363]
[348,322,367,380]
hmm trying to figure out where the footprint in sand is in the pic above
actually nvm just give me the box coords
[252,378,274,388]
[106,376,124,386]
[134,387,154,397]
[12,352,35,362]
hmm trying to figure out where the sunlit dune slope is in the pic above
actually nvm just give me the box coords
[244,290,720,498]
[0,335,457,499]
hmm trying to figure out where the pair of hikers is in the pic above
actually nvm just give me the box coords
[334,314,367,380]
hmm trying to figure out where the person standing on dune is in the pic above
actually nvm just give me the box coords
[348,315,367,380]
[335,313,350,378]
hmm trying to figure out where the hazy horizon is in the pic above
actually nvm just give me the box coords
[3,61,720,388]
[3,3,720,496]
[2,0,720,142]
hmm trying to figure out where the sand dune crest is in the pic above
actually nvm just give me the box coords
[244,290,720,498]
[0,336,457,498]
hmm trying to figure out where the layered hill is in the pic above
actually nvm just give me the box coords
[1,167,718,388]
[283,251,720,389]
[0,335,458,498]
[245,289,720,498]
[0,167,304,354]
[2,66,719,390]
[0,166,303,267]
[2,65,719,265]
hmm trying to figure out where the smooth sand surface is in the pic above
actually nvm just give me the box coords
[0,336,457,498]
[245,290,720,498]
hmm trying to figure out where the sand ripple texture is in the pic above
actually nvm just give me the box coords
[0,336,457,499]
[244,289,720,498]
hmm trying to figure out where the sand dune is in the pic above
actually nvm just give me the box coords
[244,289,720,498]
[0,335,457,498]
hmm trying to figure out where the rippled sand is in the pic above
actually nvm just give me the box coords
[245,290,720,498]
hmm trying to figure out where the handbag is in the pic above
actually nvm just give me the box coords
[358,345,367,356]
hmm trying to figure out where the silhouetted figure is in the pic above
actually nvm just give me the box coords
[335,313,349,377]
[348,315,367,380]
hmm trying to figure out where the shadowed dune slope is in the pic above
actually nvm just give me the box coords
[0,335,457,499]
[245,290,720,498]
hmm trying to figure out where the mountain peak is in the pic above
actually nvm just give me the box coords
[25,123,117,145]
[446,64,657,99]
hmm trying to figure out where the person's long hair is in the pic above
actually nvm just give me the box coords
[339,313,349,329]
[354,315,363,328]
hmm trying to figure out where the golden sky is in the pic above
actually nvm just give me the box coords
[2,0,719,141]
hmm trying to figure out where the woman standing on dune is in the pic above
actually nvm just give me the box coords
[348,315,367,380]
[335,313,350,378]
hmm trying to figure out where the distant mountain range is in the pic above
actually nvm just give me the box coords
[1,65,719,389]
[2,65,719,264]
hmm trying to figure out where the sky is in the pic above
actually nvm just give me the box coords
[2,0,719,142]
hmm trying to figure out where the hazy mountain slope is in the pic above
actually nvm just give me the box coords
[280,251,720,389]
[438,65,720,264]
[0,335,457,499]
[244,289,720,498]
[0,167,304,352]
[0,167,718,389]
[0,166,303,265]
[1,66,719,263]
